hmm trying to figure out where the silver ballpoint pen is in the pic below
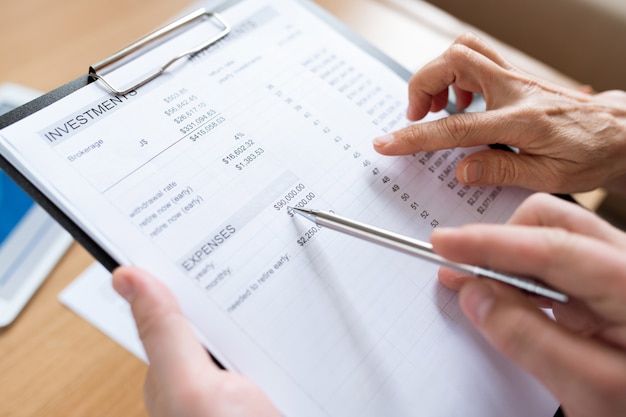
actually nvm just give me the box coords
[290,206,568,303]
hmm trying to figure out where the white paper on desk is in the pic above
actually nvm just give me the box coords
[58,263,147,363]
[0,0,557,415]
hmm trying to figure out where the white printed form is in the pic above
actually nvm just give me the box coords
[0,0,556,415]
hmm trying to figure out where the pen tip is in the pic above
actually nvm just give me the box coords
[289,206,317,222]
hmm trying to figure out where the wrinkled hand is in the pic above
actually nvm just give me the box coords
[431,193,626,417]
[373,33,626,194]
[112,267,281,417]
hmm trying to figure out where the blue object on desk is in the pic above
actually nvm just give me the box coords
[0,170,35,244]
[0,83,73,327]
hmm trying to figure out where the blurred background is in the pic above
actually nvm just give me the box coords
[424,0,626,92]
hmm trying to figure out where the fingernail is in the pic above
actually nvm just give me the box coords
[463,160,483,183]
[431,226,454,238]
[373,133,394,147]
[464,284,494,325]
[112,270,136,302]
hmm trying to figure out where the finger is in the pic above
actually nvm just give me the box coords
[438,267,471,291]
[508,193,626,247]
[594,89,626,105]
[459,279,626,407]
[427,87,450,114]
[437,266,554,308]
[451,145,611,193]
[373,110,513,155]
[452,148,580,193]
[431,225,626,311]
[406,39,512,121]
[552,299,607,337]
[112,267,221,387]
[578,85,595,94]
[452,32,511,68]
[451,84,475,112]
[595,325,626,350]
[431,33,511,114]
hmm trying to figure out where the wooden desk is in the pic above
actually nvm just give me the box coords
[0,2,197,416]
[0,1,588,416]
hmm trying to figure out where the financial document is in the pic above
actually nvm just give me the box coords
[0,0,556,415]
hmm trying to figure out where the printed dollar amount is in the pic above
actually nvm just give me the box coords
[234,148,265,171]
[178,110,220,134]
[222,140,256,164]
[297,225,322,246]
[274,183,309,211]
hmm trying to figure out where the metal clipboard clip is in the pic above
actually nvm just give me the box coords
[89,8,230,96]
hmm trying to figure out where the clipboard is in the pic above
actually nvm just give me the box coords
[0,1,560,416]
[0,0,412,272]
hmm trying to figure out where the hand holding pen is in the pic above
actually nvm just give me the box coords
[432,193,626,417]
[291,204,569,303]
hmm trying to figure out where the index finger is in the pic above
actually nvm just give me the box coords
[407,34,512,120]
[508,193,626,248]
[431,225,626,316]
[373,108,514,155]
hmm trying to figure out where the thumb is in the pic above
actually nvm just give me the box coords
[459,280,621,405]
[455,149,567,192]
[112,266,219,376]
